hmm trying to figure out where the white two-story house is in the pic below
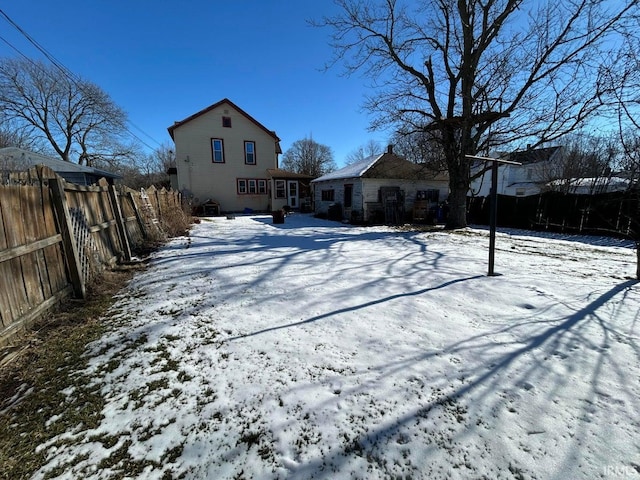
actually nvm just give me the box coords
[168,98,311,213]
[470,146,563,197]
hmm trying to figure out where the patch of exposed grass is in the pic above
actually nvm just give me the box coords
[0,266,145,480]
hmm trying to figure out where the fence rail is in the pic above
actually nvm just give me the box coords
[0,166,183,346]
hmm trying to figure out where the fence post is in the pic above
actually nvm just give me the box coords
[109,185,132,262]
[49,176,86,299]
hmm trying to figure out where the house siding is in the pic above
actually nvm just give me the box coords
[172,102,278,212]
[470,148,563,197]
[361,179,448,221]
[313,177,448,222]
[313,179,359,215]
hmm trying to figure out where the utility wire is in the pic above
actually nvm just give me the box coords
[0,8,163,151]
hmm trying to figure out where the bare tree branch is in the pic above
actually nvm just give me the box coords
[317,0,639,227]
[0,57,129,164]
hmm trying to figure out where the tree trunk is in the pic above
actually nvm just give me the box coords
[443,138,471,229]
[636,242,639,280]
[446,177,469,229]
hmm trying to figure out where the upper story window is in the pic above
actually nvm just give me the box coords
[222,116,232,128]
[244,141,256,165]
[211,138,225,163]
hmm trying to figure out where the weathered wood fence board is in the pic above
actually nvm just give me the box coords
[119,190,146,248]
[0,166,183,346]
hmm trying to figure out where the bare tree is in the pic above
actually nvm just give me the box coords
[154,142,177,173]
[345,139,383,164]
[0,57,129,164]
[0,124,42,151]
[318,0,639,228]
[281,137,336,177]
[540,133,618,194]
[390,130,448,172]
[616,132,640,188]
[123,142,175,189]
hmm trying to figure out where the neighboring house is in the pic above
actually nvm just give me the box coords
[311,147,449,224]
[0,147,121,185]
[470,146,630,197]
[470,146,563,197]
[168,98,311,213]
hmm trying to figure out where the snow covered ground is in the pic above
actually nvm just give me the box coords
[34,214,639,479]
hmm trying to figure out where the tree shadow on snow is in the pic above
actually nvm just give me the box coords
[280,278,640,478]
[224,274,484,342]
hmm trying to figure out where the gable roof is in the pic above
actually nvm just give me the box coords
[0,147,121,180]
[312,152,446,183]
[167,98,281,148]
[312,154,381,182]
[507,146,562,165]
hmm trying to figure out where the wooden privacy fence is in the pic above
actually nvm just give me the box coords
[0,166,183,346]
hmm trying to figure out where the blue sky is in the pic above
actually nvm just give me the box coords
[0,1,392,167]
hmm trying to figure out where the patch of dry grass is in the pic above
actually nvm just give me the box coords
[0,266,144,480]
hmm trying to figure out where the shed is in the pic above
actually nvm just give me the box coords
[311,148,449,224]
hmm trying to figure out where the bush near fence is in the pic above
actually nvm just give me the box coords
[0,165,187,347]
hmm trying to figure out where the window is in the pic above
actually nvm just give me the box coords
[321,189,335,201]
[275,180,286,199]
[211,138,225,163]
[222,116,232,127]
[416,189,440,202]
[237,178,268,195]
[244,141,256,165]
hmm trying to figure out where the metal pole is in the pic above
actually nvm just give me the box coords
[488,160,498,276]
[465,155,520,277]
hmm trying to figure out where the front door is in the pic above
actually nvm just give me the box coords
[287,180,298,208]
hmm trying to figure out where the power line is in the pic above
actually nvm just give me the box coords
[0,8,164,151]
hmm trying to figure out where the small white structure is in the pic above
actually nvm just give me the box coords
[311,147,449,224]
[470,146,563,197]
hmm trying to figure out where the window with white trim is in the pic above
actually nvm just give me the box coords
[237,178,268,195]
[244,141,256,165]
[275,180,286,198]
[211,138,224,163]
